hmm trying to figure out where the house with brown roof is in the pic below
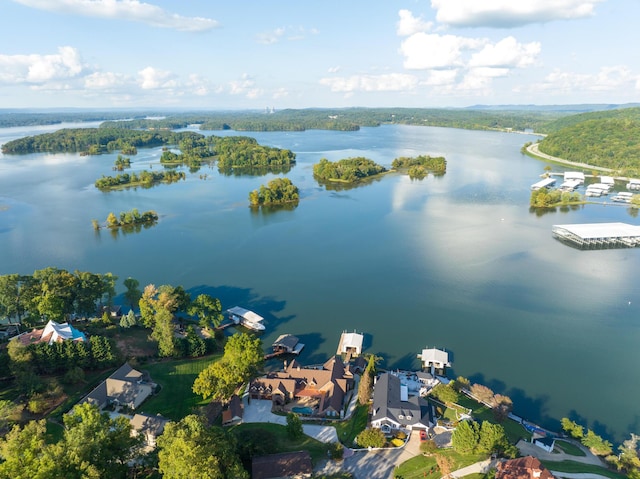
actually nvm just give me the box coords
[496,456,555,479]
[78,362,154,410]
[252,451,312,479]
[249,356,354,417]
[222,394,244,426]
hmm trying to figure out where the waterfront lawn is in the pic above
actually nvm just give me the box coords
[455,395,531,443]
[394,450,487,479]
[139,355,220,420]
[334,403,369,447]
[554,439,586,456]
[230,422,331,464]
[540,460,626,479]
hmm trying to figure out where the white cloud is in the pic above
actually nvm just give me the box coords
[228,74,263,99]
[397,9,432,36]
[84,71,128,89]
[12,0,219,32]
[256,26,318,44]
[272,88,289,99]
[423,69,458,86]
[538,65,638,93]
[469,36,540,68]
[327,66,341,73]
[431,0,604,28]
[0,46,84,84]
[319,73,418,93]
[256,27,286,45]
[400,33,483,70]
[137,66,176,89]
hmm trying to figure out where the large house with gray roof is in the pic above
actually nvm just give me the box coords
[370,372,433,433]
[79,362,154,410]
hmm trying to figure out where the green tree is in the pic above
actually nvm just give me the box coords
[581,429,613,456]
[62,402,141,478]
[286,412,304,440]
[188,294,223,329]
[119,309,137,328]
[151,307,178,357]
[123,277,141,311]
[560,417,584,439]
[358,354,377,405]
[157,415,248,479]
[0,420,57,479]
[184,325,207,357]
[356,428,386,448]
[430,383,459,405]
[492,394,513,422]
[452,420,480,454]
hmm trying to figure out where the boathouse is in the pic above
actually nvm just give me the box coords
[531,177,556,190]
[417,347,451,375]
[336,330,364,359]
[552,223,640,249]
[272,334,305,355]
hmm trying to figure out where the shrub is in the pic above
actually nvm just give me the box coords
[356,428,386,448]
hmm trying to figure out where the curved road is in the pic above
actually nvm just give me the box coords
[526,143,613,173]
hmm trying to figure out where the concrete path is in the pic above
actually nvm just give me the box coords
[242,398,286,425]
[450,459,497,478]
[516,440,604,466]
[302,424,339,443]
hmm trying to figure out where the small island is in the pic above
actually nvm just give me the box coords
[113,155,131,171]
[94,170,185,190]
[530,188,582,207]
[249,177,299,207]
[391,155,447,179]
[215,136,296,171]
[92,208,159,230]
[313,157,387,184]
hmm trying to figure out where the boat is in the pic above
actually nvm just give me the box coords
[226,306,265,331]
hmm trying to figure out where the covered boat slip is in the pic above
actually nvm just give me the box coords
[226,306,265,330]
[552,222,640,249]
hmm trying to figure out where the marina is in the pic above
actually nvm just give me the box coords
[552,222,640,249]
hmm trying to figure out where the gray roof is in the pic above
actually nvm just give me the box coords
[273,334,299,350]
[372,373,431,427]
[130,413,168,437]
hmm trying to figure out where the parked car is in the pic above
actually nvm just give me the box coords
[419,430,428,442]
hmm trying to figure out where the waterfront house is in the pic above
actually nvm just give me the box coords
[222,394,244,426]
[370,372,432,433]
[533,435,556,453]
[249,356,354,417]
[252,451,312,479]
[130,413,168,449]
[15,320,87,346]
[78,362,154,410]
[496,456,555,479]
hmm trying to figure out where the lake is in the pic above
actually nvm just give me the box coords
[0,122,638,442]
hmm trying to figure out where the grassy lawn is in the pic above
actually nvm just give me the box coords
[139,354,221,420]
[540,460,626,479]
[455,395,531,444]
[394,450,487,479]
[554,439,586,456]
[230,422,331,464]
[45,419,65,444]
[333,403,368,447]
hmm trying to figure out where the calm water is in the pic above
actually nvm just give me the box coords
[1,123,638,442]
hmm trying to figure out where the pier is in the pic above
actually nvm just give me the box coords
[552,222,640,249]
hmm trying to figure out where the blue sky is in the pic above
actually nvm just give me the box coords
[1,0,638,109]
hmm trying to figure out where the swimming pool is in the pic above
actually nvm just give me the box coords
[291,406,314,415]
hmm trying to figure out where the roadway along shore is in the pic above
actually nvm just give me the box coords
[526,142,614,173]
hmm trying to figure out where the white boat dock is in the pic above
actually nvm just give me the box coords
[552,222,640,249]
[531,177,556,190]
[226,306,265,331]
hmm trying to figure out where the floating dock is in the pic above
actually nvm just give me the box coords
[552,222,640,249]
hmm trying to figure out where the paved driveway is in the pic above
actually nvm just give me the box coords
[242,399,339,443]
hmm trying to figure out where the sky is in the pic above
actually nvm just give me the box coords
[1,0,639,110]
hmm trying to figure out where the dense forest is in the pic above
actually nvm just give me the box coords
[1,128,203,155]
[214,136,296,170]
[313,157,387,183]
[248,177,299,206]
[94,170,185,190]
[536,107,640,175]
[392,155,447,179]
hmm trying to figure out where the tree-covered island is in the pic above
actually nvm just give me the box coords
[94,170,185,190]
[313,157,387,184]
[113,155,131,171]
[92,209,159,230]
[530,188,583,207]
[249,177,299,207]
[391,155,447,179]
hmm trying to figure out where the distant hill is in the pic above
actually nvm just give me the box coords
[536,106,640,174]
